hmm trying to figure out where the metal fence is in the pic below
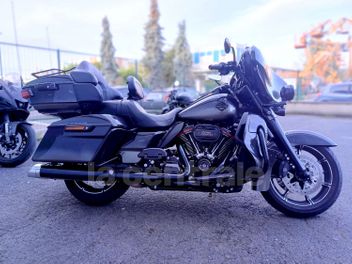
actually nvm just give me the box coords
[0,41,99,81]
[0,42,137,82]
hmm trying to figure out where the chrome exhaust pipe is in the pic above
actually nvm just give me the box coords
[28,164,42,178]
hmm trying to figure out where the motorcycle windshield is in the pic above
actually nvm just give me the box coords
[264,69,286,102]
[236,45,286,103]
[252,46,285,103]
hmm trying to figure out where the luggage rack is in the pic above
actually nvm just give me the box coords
[31,67,75,79]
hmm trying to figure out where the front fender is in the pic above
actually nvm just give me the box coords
[285,130,337,147]
[2,109,30,121]
[3,121,32,136]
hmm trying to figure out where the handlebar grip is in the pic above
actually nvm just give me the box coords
[209,64,222,70]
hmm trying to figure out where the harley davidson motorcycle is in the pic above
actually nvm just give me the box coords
[25,39,342,218]
[0,80,36,167]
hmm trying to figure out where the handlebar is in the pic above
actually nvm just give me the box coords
[208,63,225,71]
[208,61,236,75]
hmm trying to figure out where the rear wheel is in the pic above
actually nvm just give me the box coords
[262,146,342,218]
[64,179,129,206]
[0,123,36,167]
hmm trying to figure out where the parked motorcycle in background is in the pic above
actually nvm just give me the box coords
[161,88,195,113]
[0,80,36,167]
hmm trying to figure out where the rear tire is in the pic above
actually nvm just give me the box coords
[0,123,36,168]
[262,146,342,218]
[65,179,129,206]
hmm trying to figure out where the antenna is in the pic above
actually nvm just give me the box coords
[46,26,53,67]
[11,1,22,76]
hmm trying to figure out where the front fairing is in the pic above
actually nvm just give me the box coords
[0,81,27,110]
[236,45,287,104]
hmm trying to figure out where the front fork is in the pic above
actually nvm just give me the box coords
[2,114,11,143]
[264,112,309,181]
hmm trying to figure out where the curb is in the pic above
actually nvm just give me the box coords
[286,102,352,118]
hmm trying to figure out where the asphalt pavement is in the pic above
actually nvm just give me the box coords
[0,115,351,264]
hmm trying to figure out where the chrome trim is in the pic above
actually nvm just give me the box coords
[28,164,42,178]
[178,145,191,177]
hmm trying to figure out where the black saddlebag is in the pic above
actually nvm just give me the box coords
[24,71,104,115]
[33,114,133,163]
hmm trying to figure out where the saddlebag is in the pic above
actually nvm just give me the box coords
[23,71,104,116]
[33,114,133,163]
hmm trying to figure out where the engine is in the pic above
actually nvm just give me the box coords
[178,124,236,174]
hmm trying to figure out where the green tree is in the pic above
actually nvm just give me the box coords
[173,20,194,87]
[142,0,165,89]
[119,66,146,86]
[163,48,175,87]
[63,63,78,72]
[100,16,119,85]
[62,61,102,72]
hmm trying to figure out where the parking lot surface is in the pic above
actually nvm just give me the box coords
[0,115,351,264]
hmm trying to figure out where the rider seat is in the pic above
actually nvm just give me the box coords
[102,100,181,130]
[108,75,181,129]
[115,76,181,129]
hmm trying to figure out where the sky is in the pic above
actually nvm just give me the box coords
[0,0,351,69]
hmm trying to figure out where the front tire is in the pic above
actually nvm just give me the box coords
[0,123,36,167]
[65,179,129,206]
[262,146,342,218]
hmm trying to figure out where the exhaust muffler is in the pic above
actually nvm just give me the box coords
[28,145,192,182]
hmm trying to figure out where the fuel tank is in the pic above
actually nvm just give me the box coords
[178,93,237,123]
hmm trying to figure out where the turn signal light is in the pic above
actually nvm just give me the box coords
[21,89,32,99]
[64,125,92,132]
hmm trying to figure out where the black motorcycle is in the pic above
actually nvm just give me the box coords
[161,89,194,113]
[0,80,36,167]
[25,39,342,218]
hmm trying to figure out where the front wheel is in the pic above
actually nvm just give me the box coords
[0,123,36,167]
[262,146,342,218]
[65,179,129,206]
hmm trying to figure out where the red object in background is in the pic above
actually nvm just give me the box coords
[163,93,170,102]
[21,89,32,99]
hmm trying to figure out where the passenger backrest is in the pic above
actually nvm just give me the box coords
[74,61,123,101]
[127,76,144,100]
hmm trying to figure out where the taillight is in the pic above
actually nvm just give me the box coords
[163,94,170,102]
[21,89,32,99]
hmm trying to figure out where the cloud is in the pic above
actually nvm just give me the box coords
[1,0,351,69]
[196,0,352,68]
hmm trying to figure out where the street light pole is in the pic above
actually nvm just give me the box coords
[11,1,22,76]
[0,32,3,79]
[349,35,352,78]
